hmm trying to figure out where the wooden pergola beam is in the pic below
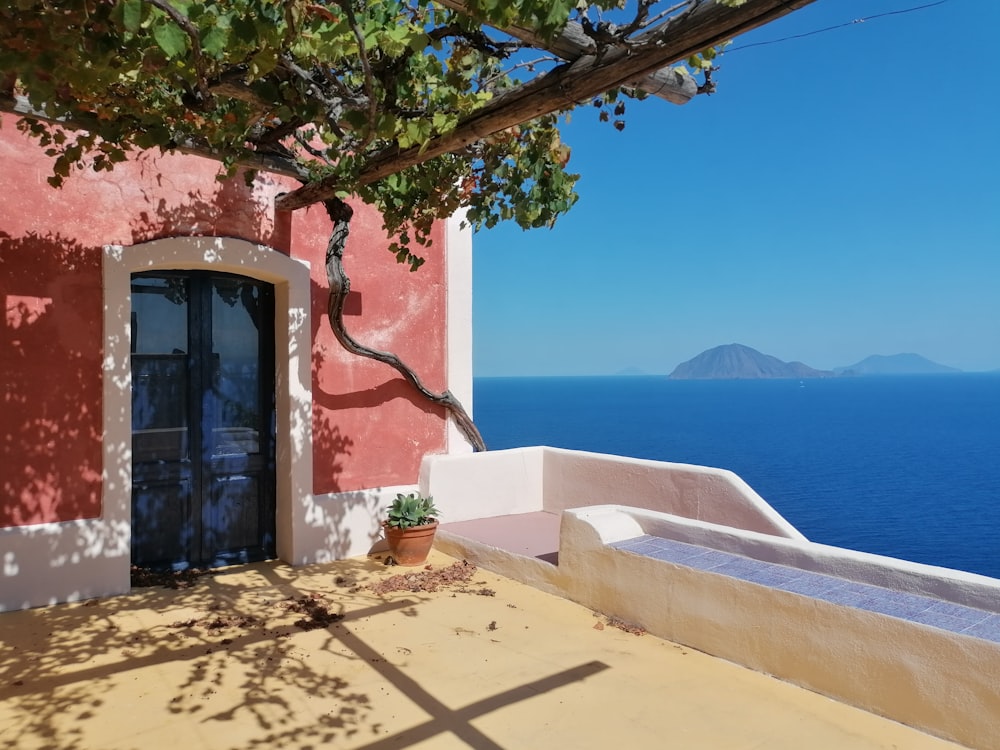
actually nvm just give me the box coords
[433,0,698,106]
[276,0,817,211]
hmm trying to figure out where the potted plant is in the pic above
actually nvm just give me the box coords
[382,492,440,566]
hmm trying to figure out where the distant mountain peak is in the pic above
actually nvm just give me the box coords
[834,353,960,376]
[669,344,832,380]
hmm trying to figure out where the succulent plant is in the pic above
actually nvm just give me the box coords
[385,493,439,529]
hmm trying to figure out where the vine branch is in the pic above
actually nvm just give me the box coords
[144,0,210,101]
[322,198,486,452]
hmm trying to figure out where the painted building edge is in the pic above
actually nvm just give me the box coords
[1,120,472,611]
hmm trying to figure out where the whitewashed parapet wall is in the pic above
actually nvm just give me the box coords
[421,446,803,538]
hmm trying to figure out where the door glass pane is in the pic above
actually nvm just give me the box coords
[131,276,190,462]
[210,276,262,456]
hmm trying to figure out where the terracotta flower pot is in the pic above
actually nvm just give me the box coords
[382,520,439,566]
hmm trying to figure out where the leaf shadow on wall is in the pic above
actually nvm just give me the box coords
[1,230,103,530]
[128,162,292,250]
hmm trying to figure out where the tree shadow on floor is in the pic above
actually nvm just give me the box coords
[0,558,609,750]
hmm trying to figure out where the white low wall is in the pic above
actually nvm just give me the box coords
[557,505,1000,750]
[419,447,546,523]
[421,446,802,538]
[540,448,803,538]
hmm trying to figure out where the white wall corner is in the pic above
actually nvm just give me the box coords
[445,211,475,455]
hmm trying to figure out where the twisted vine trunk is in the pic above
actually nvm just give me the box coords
[323,198,486,452]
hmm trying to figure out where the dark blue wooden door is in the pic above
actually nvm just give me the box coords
[130,271,275,569]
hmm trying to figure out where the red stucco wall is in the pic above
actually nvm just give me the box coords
[0,226,103,526]
[0,120,449,528]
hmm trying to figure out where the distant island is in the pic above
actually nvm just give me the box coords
[669,344,961,380]
[833,353,961,376]
[669,344,832,380]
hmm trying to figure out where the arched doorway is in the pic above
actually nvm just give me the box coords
[130,270,276,568]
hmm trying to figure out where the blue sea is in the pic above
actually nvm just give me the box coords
[473,374,1000,580]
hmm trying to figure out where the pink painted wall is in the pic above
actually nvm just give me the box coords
[0,120,449,528]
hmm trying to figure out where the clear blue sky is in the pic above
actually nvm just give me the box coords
[472,0,1000,376]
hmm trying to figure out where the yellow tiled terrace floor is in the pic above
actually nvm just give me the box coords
[0,551,969,749]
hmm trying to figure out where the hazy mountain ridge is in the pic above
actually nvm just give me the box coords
[669,345,960,380]
[834,353,961,376]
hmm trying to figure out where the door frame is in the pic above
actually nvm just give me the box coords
[104,237,313,569]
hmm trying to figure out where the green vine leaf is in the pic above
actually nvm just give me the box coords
[152,21,188,58]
